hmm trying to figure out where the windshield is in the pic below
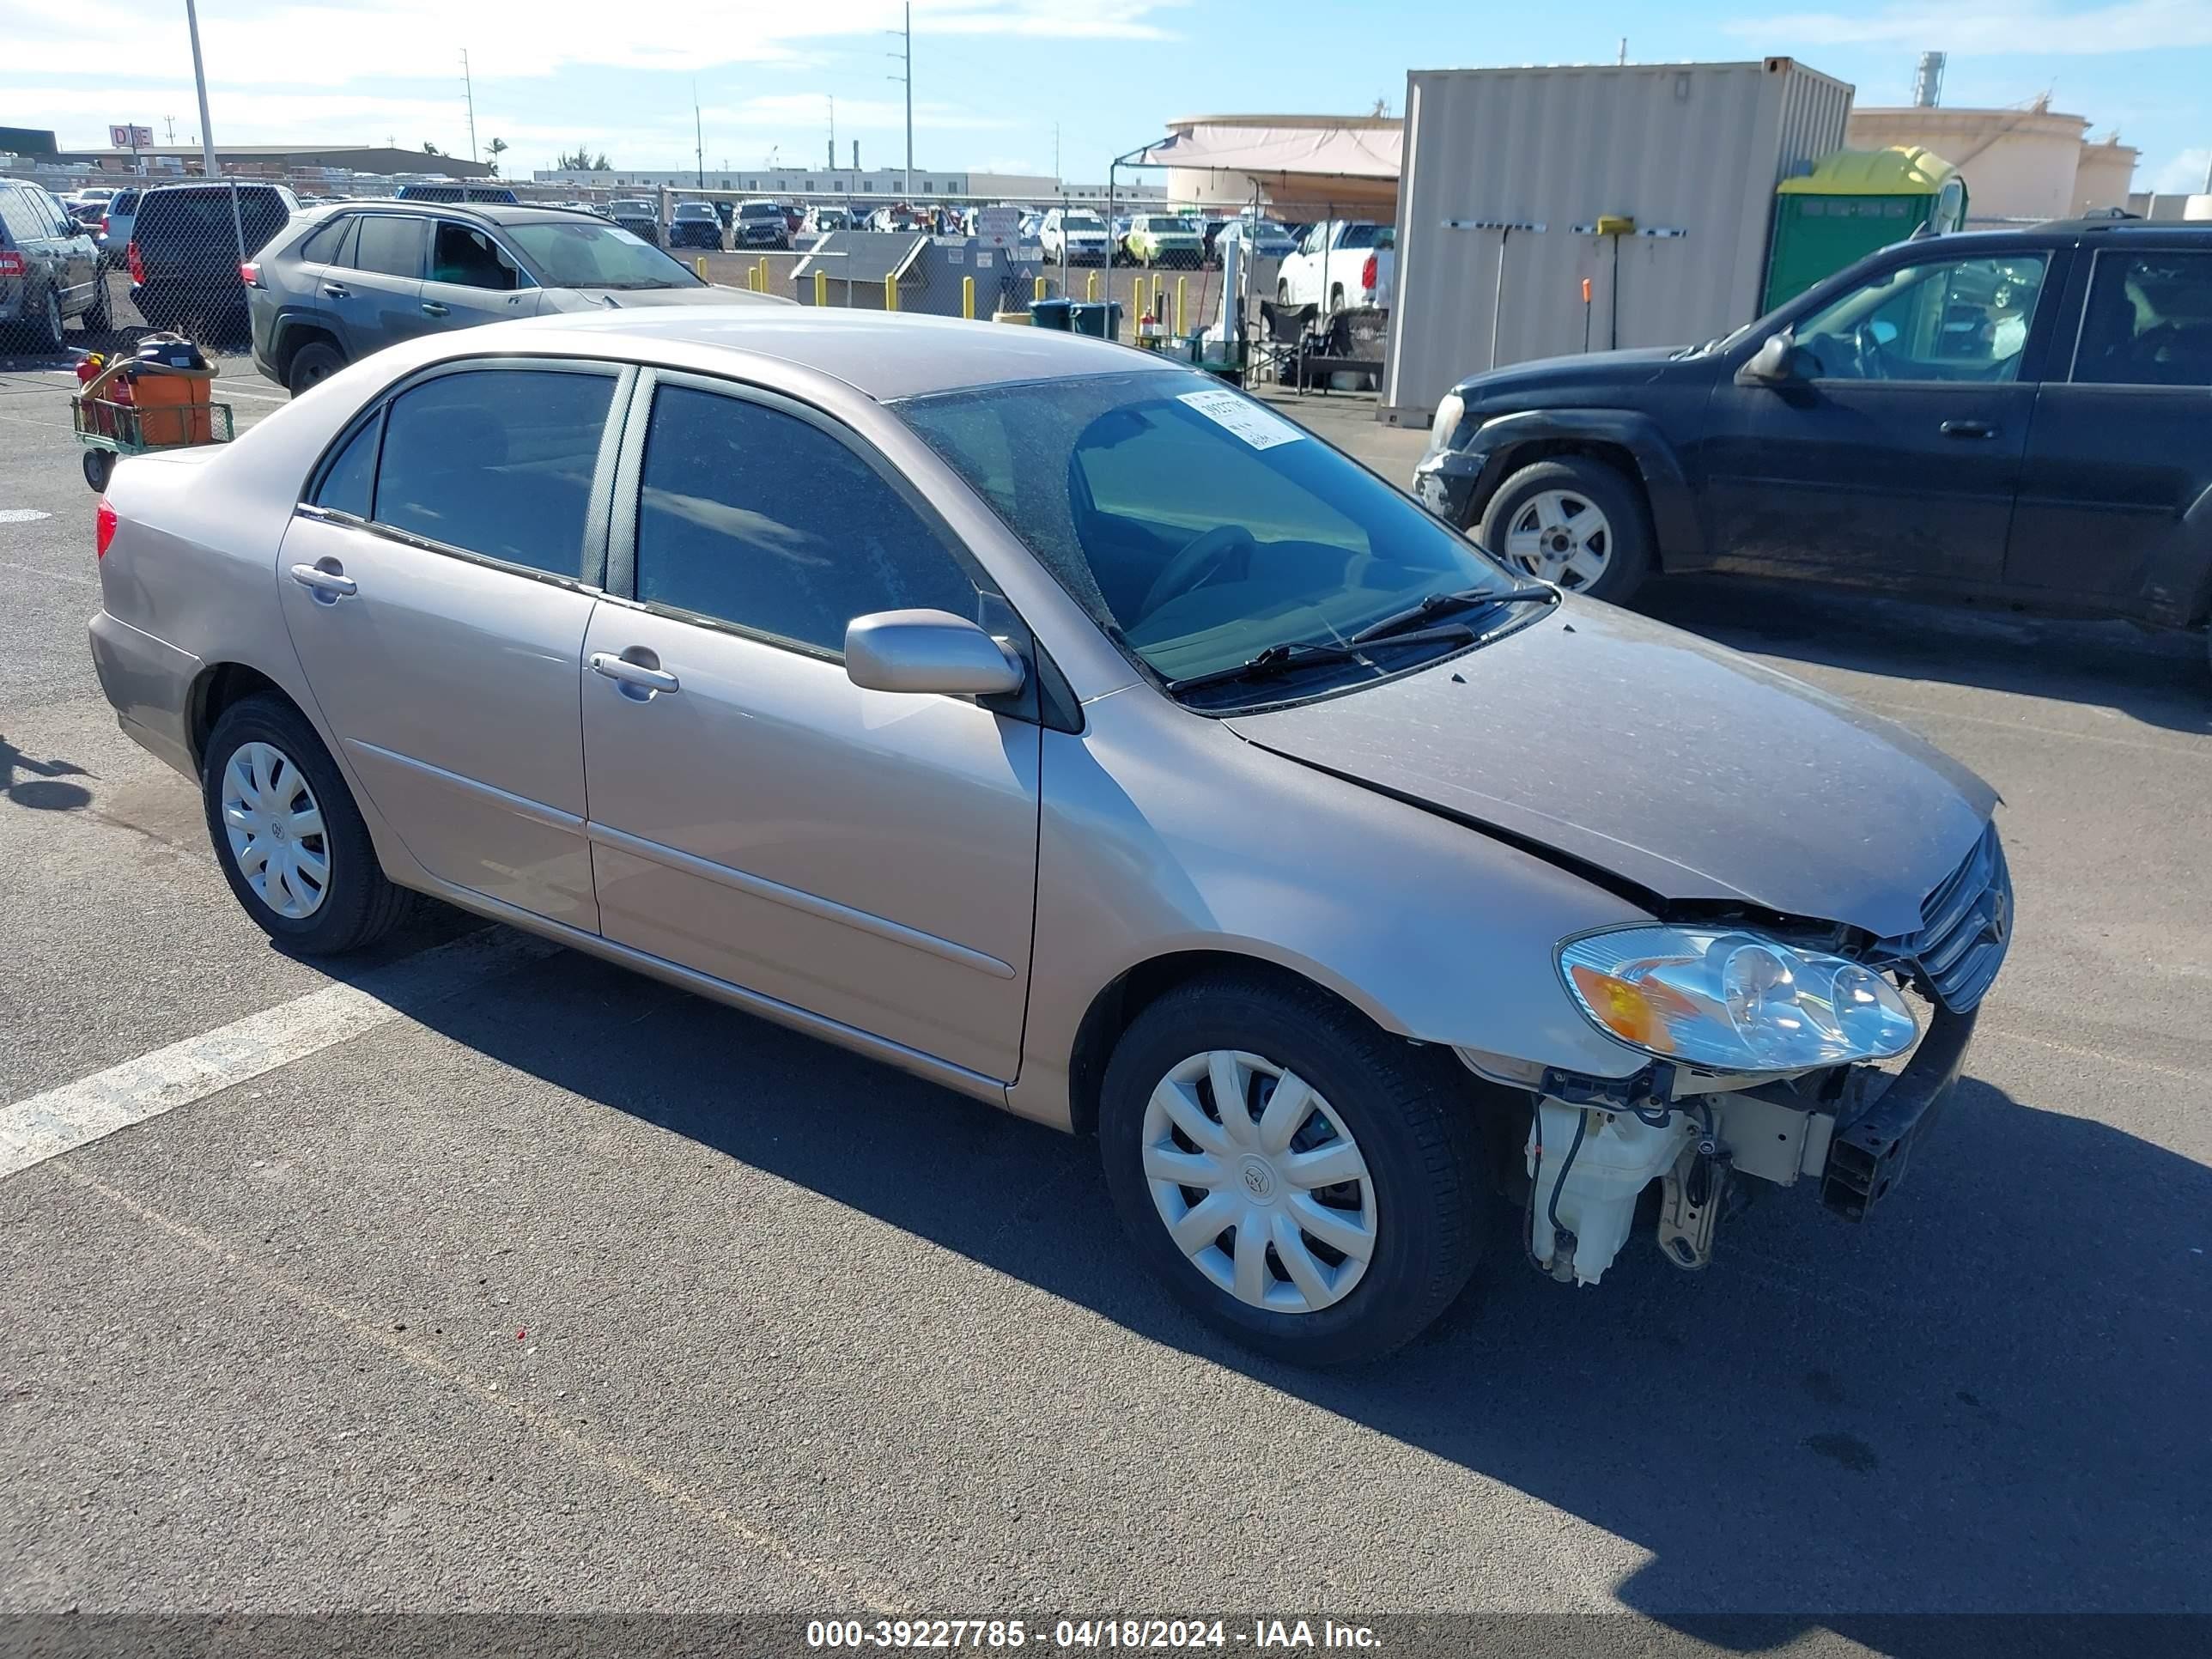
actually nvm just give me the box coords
[502,221,702,289]
[896,371,1521,699]
[674,204,714,218]
[1064,212,1103,230]
[739,203,783,219]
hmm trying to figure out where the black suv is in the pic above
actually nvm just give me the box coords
[1414,219,2212,655]
[128,180,299,341]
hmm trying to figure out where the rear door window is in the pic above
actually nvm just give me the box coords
[349,215,427,279]
[2071,250,2212,387]
[313,415,380,520]
[372,368,617,578]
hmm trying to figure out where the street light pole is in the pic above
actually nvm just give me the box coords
[903,2,914,200]
[184,0,219,178]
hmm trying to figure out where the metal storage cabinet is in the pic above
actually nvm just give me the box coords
[1381,58,1852,422]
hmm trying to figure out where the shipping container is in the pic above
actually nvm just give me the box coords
[1381,58,1852,423]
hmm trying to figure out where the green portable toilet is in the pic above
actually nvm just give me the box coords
[1765,147,1967,312]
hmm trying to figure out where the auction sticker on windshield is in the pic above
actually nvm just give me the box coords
[1177,389,1305,450]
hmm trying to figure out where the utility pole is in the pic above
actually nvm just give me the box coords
[1617,38,1627,65]
[1054,122,1060,184]
[461,49,478,163]
[885,3,912,198]
[184,0,220,177]
[694,81,704,187]
[162,114,176,143]
[828,95,836,173]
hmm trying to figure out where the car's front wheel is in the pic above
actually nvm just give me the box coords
[1098,974,1486,1366]
[1478,456,1653,605]
[201,694,410,954]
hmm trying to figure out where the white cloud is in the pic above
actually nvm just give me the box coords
[1731,0,2212,55]
[2148,149,2210,194]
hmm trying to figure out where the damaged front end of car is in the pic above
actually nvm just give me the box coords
[1468,823,2012,1286]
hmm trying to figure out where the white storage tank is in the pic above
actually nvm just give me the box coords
[1381,57,1852,424]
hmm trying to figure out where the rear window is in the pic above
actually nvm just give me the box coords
[372,368,617,578]
[136,186,292,255]
[0,186,50,243]
[112,190,140,213]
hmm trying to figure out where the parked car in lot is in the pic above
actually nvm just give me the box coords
[1215,216,1297,263]
[606,199,662,246]
[734,199,788,249]
[246,202,782,393]
[1278,220,1394,313]
[88,307,2011,1364]
[127,180,299,341]
[1039,207,1110,265]
[95,186,140,269]
[0,177,107,347]
[804,205,853,235]
[1415,218,2212,657]
[1125,213,1203,268]
[668,201,724,251]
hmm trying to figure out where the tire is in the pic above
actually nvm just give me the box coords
[1328,283,1345,313]
[1276,281,1288,304]
[82,276,112,334]
[1477,456,1653,605]
[285,340,345,397]
[201,694,410,955]
[82,448,114,492]
[1098,974,1487,1367]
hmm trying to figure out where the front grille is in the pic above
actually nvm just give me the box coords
[1878,823,2012,1012]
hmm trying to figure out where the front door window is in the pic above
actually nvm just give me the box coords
[1794,254,2051,383]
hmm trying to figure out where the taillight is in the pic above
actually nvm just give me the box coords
[95,497,118,559]
[240,260,262,287]
[100,215,111,235]
[127,240,144,283]
[0,250,24,277]
[1361,252,1377,293]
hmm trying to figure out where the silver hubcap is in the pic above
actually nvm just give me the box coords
[1141,1049,1378,1315]
[45,292,61,341]
[220,741,331,920]
[1503,489,1611,590]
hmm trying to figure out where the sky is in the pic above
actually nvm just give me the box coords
[3,0,2209,195]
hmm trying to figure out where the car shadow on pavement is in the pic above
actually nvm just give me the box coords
[1638,577,2212,738]
[404,945,2209,1643]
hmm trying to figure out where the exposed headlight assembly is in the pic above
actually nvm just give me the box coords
[1558,926,1918,1073]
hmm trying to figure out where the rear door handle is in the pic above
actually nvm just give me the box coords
[289,562,357,601]
[421,301,449,318]
[590,652,680,696]
[321,283,349,299]
[1940,419,1996,439]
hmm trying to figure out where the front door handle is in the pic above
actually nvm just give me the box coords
[590,651,680,697]
[321,283,349,300]
[1940,419,1996,439]
[421,301,449,318]
[289,562,357,601]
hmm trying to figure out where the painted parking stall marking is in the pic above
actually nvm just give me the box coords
[0,927,556,1182]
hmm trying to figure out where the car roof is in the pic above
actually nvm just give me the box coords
[297,199,614,228]
[477,307,1182,402]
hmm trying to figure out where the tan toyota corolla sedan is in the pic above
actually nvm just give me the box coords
[88,309,2009,1364]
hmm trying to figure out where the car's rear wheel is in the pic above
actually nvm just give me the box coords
[1098,974,1486,1366]
[1479,456,1652,605]
[82,276,111,334]
[285,340,345,396]
[202,694,410,954]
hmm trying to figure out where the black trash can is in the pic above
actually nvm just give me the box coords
[1067,301,1122,340]
[1028,298,1073,331]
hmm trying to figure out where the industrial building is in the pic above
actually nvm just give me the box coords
[531,165,1161,208]
[1844,96,2136,222]
[52,143,493,179]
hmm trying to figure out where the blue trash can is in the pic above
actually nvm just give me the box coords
[1028,298,1073,331]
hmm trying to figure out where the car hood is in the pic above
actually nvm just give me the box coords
[1455,344,1684,406]
[1224,599,1996,939]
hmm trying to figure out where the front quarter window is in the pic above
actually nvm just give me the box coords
[896,372,1522,698]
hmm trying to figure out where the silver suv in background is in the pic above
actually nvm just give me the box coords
[0,177,106,349]
[247,202,784,393]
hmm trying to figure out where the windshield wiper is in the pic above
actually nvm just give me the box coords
[1165,623,1477,695]
[1349,584,1554,646]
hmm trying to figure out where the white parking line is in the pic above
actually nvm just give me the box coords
[0,927,558,1182]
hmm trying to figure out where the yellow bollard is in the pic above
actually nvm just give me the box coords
[886,273,900,312]
[756,256,769,293]
[963,275,975,319]
[1133,276,1144,319]
[1175,276,1186,337]
[814,269,828,308]
[1034,275,1047,302]
[695,255,708,280]
[1086,270,1098,302]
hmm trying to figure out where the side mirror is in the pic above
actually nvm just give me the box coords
[1736,330,1799,386]
[844,610,1026,698]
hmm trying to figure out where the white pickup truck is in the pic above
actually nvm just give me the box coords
[1275,220,1395,313]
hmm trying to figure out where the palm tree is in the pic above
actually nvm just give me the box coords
[487,137,508,178]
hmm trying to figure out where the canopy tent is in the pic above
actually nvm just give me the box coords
[1129,119,1401,217]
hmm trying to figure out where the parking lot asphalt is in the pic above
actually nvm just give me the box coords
[0,349,2207,1639]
